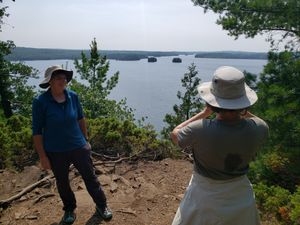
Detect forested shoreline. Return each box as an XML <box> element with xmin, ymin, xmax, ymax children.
<box><xmin>5</xmin><ymin>47</ymin><xmax>267</xmax><ymax>61</ymax></box>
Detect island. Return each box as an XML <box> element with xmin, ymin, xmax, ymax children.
<box><xmin>148</xmin><ymin>57</ymin><xmax>157</xmax><ymax>63</ymax></box>
<box><xmin>172</xmin><ymin>57</ymin><xmax>182</xmax><ymax>63</ymax></box>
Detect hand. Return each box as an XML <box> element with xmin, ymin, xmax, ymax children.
<box><xmin>40</xmin><ymin>156</ymin><xmax>51</xmax><ymax>170</ymax></box>
<box><xmin>85</xmin><ymin>142</ymin><xmax>92</xmax><ymax>150</ymax></box>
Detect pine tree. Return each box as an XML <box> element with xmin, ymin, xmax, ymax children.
<box><xmin>72</xmin><ymin>38</ymin><xmax>134</xmax><ymax>120</ymax></box>
<box><xmin>0</xmin><ymin>1</ymin><xmax>37</xmax><ymax>118</ymax></box>
<box><xmin>161</xmin><ymin>63</ymin><xmax>204</xmax><ymax>138</ymax></box>
<box><xmin>192</xmin><ymin>0</ymin><xmax>300</xmax><ymax>50</ymax></box>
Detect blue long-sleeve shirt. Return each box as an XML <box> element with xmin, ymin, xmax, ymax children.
<box><xmin>32</xmin><ymin>89</ymin><xmax>87</xmax><ymax>152</ymax></box>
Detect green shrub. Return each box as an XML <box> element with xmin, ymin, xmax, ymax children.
<box><xmin>249</xmin><ymin>151</ymin><xmax>296</xmax><ymax>192</ymax></box>
<box><xmin>0</xmin><ymin>114</ymin><xmax>36</xmax><ymax>170</ymax></box>
<box><xmin>0</xmin><ymin>121</ymin><xmax>13</xmax><ymax>168</ymax></box>
<box><xmin>254</xmin><ymin>183</ymin><xmax>291</xmax><ymax>212</ymax></box>
<box><xmin>88</xmin><ymin>117</ymin><xmax>180</xmax><ymax>159</ymax></box>
<box><xmin>254</xmin><ymin>183</ymin><xmax>300</xmax><ymax>225</ymax></box>
<box><xmin>254</xmin><ymin>182</ymin><xmax>291</xmax><ymax>223</ymax></box>
<box><xmin>290</xmin><ymin>186</ymin><xmax>300</xmax><ymax>225</ymax></box>
<box><xmin>0</xmin><ymin>115</ymin><xmax>181</xmax><ymax>170</ymax></box>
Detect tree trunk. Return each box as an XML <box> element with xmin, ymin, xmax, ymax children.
<box><xmin>1</xmin><ymin>98</ymin><xmax>13</xmax><ymax>118</ymax></box>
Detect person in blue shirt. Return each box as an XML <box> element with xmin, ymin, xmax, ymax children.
<box><xmin>32</xmin><ymin>65</ymin><xmax>112</xmax><ymax>224</ymax></box>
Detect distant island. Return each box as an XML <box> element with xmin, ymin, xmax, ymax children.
<box><xmin>5</xmin><ymin>47</ymin><xmax>268</xmax><ymax>61</ymax></box>
<box><xmin>148</xmin><ymin>57</ymin><xmax>157</xmax><ymax>63</ymax></box>
<box><xmin>194</xmin><ymin>51</ymin><xmax>267</xmax><ymax>60</ymax></box>
<box><xmin>172</xmin><ymin>57</ymin><xmax>182</xmax><ymax>63</ymax></box>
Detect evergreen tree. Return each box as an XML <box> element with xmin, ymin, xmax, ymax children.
<box><xmin>257</xmin><ymin>51</ymin><xmax>300</xmax><ymax>151</ymax></box>
<box><xmin>162</xmin><ymin>63</ymin><xmax>204</xmax><ymax>138</ymax></box>
<box><xmin>253</xmin><ymin>51</ymin><xmax>300</xmax><ymax>193</ymax></box>
<box><xmin>72</xmin><ymin>38</ymin><xmax>134</xmax><ymax>120</ymax></box>
<box><xmin>0</xmin><ymin>1</ymin><xmax>37</xmax><ymax>118</ymax></box>
<box><xmin>192</xmin><ymin>0</ymin><xmax>300</xmax><ymax>50</ymax></box>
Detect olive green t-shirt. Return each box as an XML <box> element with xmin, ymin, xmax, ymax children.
<box><xmin>177</xmin><ymin>117</ymin><xmax>269</xmax><ymax>180</ymax></box>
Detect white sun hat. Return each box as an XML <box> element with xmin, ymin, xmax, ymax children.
<box><xmin>197</xmin><ymin>66</ymin><xmax>257</xmax><ymax>109</ymax></box>
<box><xmin>39</xmin><ymin>65</ymin><xmax>73</xmax><ymax>89</ymax></box>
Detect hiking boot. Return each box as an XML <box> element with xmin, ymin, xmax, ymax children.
<box><xmin>61</xmin><ymin>210</ymin><xmax>76</xmax><ymax>224</ymax></box>
<box><xmin>96</xmin><ymin>205</ymin><xmax>113</xmax><ymax>221</ymax></box>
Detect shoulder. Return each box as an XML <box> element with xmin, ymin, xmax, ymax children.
<box><xmin>65</xmin><ymin>89</ymin><xmax>78</xmax><ymax>97</ymax></box>
<box><xmin>247</xmin><ymin>117</ymin><xmax>269</xmax><ymax>139</ymax></box>
<box><xmin>249</xmin><ymin>117</ymin><xmax>269</xmax><ymax>130</ymax></box>
<box><xmin>65</xmin><ymin>89</ymin><xmax>80</xmax><ymax>102</ymax></box>
<box><xmin>33</xmin><ymin>91</ymin><xmax>48</xmax><ymax>104</ymax></box>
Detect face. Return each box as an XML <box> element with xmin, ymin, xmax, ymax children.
<box><xmin>49</xmin><ymin>73</ymin><xmax>67</xmax><ymax>91</ymax></box>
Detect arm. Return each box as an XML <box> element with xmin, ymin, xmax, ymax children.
<box><xmin>75</xmin><ymin>92</ymin><xmax>89</xmax><ymax>142</ymax></box>
<box><xmin>79</xmin><ymin>117</ymin><xmax>92</xmax><ymax>150</ymax></box>
<box><xmin>171</xmin><ymin>106</ymin><xmax>213</xmax><ymax>145</ymax></box>
<box><xmin>78</xmin><ymin>117</ymin><xmax>88</xmax><ymax>141</ymax></box>
<box><xmin>32</xmin><ymin>98</ymin><xmax>51</xmax><ymax>170</ymax></box>
<box><xmin>33</xmin><ymin>135</ymin><xmax>51</xmax><ymax>170</ymax></box>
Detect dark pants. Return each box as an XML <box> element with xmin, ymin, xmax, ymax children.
<box><xmin>47</xmin><ymin>147</ymin><xmax>107</xmax><ymax>211</ymax></box>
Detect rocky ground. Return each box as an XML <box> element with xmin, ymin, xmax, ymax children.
<box><xmin>0</xmin><ymin>158</ymin><xmax>279</xmax><ymax>225</ymax></box>
<box><xmin>0</xmin><ymin>159</ymin><xmax>193</xmax><ymax>225</ymax></box>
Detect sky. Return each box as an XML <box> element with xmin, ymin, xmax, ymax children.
<box><xmin>1</xmin><ymin>0</ymin><xmax>271</xmax><ymax>52</ymax></box>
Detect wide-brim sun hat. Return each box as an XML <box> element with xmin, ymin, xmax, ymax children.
<box><xmin>39</xmin><ymin>65</ymin><xmax>73</xmax><ymax>89</ymax></box>
<box><xmin>197</xmin><ymin>66</ymin><xmax>258</xmax><ymax>109</ymax></box>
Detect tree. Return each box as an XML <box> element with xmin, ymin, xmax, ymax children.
<box><xmin>74</xmin><ymin>38</ymin><xmax>119</xmax><ymax>97</ymax></box>
<box><xmin>72</xmin><ymin>38</ymin><xmax>134</xmax><ymax>120</ymax></box>
<box><xmin>257</xmin><ymin>51</ymin><xmax>300</xmax><ymax>150</ymax></box>
<box><xmin>0</xmin><ymin>1</ymin><xmax>37</xmax><ymax>118</ymax></box>
<box><xmin>161</xmin><ymin>63</ymin><xmax>204</xmax><ymax>138</ymax></box>
<box><xmin>192</xmin><ymin>0</ymin><xmax>300</xmax><ymax>50</ymax></box>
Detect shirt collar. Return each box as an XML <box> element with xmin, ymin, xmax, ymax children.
<box><xmin>46</xmin><ymin>88</ymin><xmax>71</xmax><ymax>102</ymax></box>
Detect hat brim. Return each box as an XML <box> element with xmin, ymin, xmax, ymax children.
<box><xmin>39</xmin><ymin>70</ymin><xmax>73</xmax><ymax>89</ymax></box>
<box><xmin>197</xmin><ymin>82</ymin><xmax>258</xmax><ymax>109</ymax></box>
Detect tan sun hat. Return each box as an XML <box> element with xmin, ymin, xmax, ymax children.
<box><xmin>39</xmin><ymin>65</ymin><xmax>73</xmax><ymax>89</ymax></box>
<box><xmin>197</xmin><ymin>66</ymin><xmax>257</xmax><ymax>109</ymax></box>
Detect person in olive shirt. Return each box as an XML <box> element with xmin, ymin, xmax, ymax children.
<box><xmin>171</xmin><ymin>66</ymin><xmax>268</xmax><ymax>225</ymax></box>
<box><xmin>32</xmin><ymin>65</ymin><xmax>112</xmax><ymax>224</ymax></box>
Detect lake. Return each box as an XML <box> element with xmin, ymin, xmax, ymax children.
<box><xmin>25</xmin><ymin>55</ymin><xmax>267</xmax><ymax>132</ymax></box>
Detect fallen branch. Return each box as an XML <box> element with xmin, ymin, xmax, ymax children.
<box><xmin>115</xmin><ymin>208</ymin><xmax>137</xmax><ymax>216</ymax></box>
<box><xmin>0</xmin><ymin>174</ymin><xmax>54</xmax><ymax>209</ymax></box>
<box><xmin>93</xmin><ymin>149</ymin><xmax>149</xmax><ymax>166</ymax></box>
<box><xmin>33</xmin><ymin>193</ymin><xmax>55</xmax><ymax>204</ymax></box>
<box><xmin>91</xmin><ymin>151</ymin><xmax>122</xmax><ymax>160</ymax></box>
<box><xmin>93</xmin><ymin>156</ymin><xmax>129</xmax><ymax>166</ymax></box>
<box><xmin>181</xmin><ymin>151</ymin><xmax>193</xmax><ymax>163</ymax></box>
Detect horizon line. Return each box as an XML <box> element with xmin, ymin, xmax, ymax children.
<box><xmin>15</xmin><ymin>46</ymin><xmax>268</xmax><ymax>54</ymax></box>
